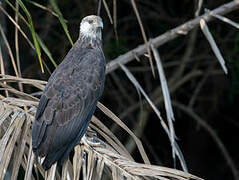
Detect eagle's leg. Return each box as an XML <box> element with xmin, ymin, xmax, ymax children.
<box><xmin>81</xmin><ymin>135</ymin><xmax>103</xmax><ymax>147</ymax></box>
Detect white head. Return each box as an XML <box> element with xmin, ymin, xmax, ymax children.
<box><xmin>80</xmin><ymin>15</ymin><xmax>103</xmax><ymax>40</ymax></box>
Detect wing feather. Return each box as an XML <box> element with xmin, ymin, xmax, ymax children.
<box><xmin>34</xmin><ymin>94</ymin><xmax>49</xmax><ymax>120</ymax></box>
<box><xmin>32</xmin><ymin>47</ymin><xmax>105</xmax><ymax>161</ymax></box>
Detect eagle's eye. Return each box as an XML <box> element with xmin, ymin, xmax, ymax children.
<box><xmin>88</xmin><ymin>20</ymin><xmax>93</xmax><ymax>24</ymax></box>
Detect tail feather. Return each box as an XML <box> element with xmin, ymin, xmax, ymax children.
<box><xmin>42</xmin><ymin>145</ymin><xmax>68</xmax><ymax>170</ymax></box>
<box><xmin>41</xmin><ymin>106</ymin><xmax>96</xmax><ymax>170</ymax></box>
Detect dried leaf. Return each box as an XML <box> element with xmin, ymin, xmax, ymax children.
<box><xmin>200</xmin><ymin>19</ymin><xmax>228</xmax><ymax>74</ymax></box>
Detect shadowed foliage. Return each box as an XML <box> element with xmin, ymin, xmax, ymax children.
<box><xmin>0</xmin><ymin>0</ymin><xmax>239</xmax><ymax>179</ymax></box>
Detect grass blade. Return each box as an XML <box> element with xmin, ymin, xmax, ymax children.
<box><xmin>16</xmin><ymin>0</ymin><xmax>44</xmax><ymax>73</ymax></box>
<box><xmin>50</xmin><ymin>0</ymin><xmax>73</xmax><ymax>46</ymax></box>
<box><xmin>26</xmin><ymin>0</ymin><xmax>63</xmax><ymax>19</ymax></box>
<box><xmin>36</xmin><ymin>34</ymin><xmax>57</xmax><ymax>68</ymax></box>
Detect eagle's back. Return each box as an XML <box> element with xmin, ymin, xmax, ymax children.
<box><xmin>32</xmin><ymin>39</ymin><xmax>105</xmax><ymax>170</ymax></box>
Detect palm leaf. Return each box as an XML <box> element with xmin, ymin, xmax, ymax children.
<box><xmin>49</xmin><ymin>0</ymin><xmax>73</xmax><ymax>46</ymax></box>
<box><xmin>0</xmin><ymin>75</ymin><xmax>203</xmax><ymax>180</ymax></box>
<box><xmin>16</xmin><ymin>0</ymin><xmax>44</xmax><ymax>73</ymax></box>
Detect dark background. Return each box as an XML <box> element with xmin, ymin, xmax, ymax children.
<box><xmin>1</xmin><ymin>0</ymin><xmax>239</xmax><ymax>179</ymax></box>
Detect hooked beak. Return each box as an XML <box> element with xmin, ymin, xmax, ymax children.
<box><xmin>96</xmin><ymin>20</ymin><xmax>103</xmax><ymax>39</ymax></box>
<box><xmin>96</xmin><ymin>20</ymin><xmax>103</xmax><ymax>30</ymax></box>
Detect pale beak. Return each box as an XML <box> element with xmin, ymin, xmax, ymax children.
<box><xmin>97</xmin><ymin>20</ymin><xmax>103</xmax><ymax>30</ymax></box>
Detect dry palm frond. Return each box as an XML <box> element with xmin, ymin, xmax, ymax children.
<box><xmin>199</xmin><ymin>19</ymin><xmax>228</xmax><ymax>74</ymax></box>
<box><xmin>0</xmin><ymin>76</ymin><xmax>203</xmax><ymax>179</ymax></box>
<box><xmin>0</xmin><ymin>74</ymin><xmax>46</xmax><ymax>90</ymax></box>
<box><xmin>97</xmin><ymin>101</ymin><xmax>150</xmax><ymax>164</ymax></box>
<box><xmin>0</xmin><ymin>22</ymin><xmax>19</xmax><ymax>77</ymax></box>
<box><xmin>130</xmin><ymin>0</ymin><xmax>155</xmax><ymax>77</ymax></box>
<box><xmin>151</xmin><ymin>45</ymin><xmax>176</xmax><ymax>165</ymax></box>
<box><xmin>119</xmin><ymin>63</ymin><xmax>188</xmax><ymax>172</ymax></box>
<box><xmin>204</xmin><ymin>8</ymin><xmax>239</xmax><ymax>29</ymax></box>
<box><xmin>195</xmin><ymin>0</ymin><xmax>204</xmax><ymax>17</ymax></box>
<box><xmin>0</xmin><ymin>45</ymin><xmax>8</xmax><ymax>97</ymax></box>
<box><xmin>0</xmin><ymin>82</ymin><xmax>39</xmax><ymax>101</ymax></box>
<box><xmin>102</xmin><ymin>0</ymin><xmax>113</xmax><ymax>24</ymax></box>
<box><xmin>0</xmin><ymin>3</ymin><xmax>34</xmax><ymax>49</ymax></box>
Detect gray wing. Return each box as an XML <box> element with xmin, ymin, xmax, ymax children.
<box><xmin>32</xmin><ymin>47</ymin><xmax>105</xmax><ymax>157</ymax></box>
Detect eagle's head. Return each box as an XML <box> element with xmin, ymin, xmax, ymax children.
<box><xmin>80</xmin><ymin>15</ymin><xmax>103</xmax><ymax>40</ymax></box>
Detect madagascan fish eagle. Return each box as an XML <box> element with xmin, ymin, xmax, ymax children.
<box><xmin>32</xmin><ymin>15</ymin><xmax>105</xmax><ymax>170</ymax></box>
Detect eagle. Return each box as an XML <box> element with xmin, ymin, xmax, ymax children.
<box><xmin>32</xmin><ymin>15</ymin><xmax>105</xmax><ymax>170</ymax></box>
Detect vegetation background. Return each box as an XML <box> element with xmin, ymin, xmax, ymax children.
<box><xmin>0</xmin><ymin>0</ymin><xmax>239</xmax><ymax>179</ymax></box>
